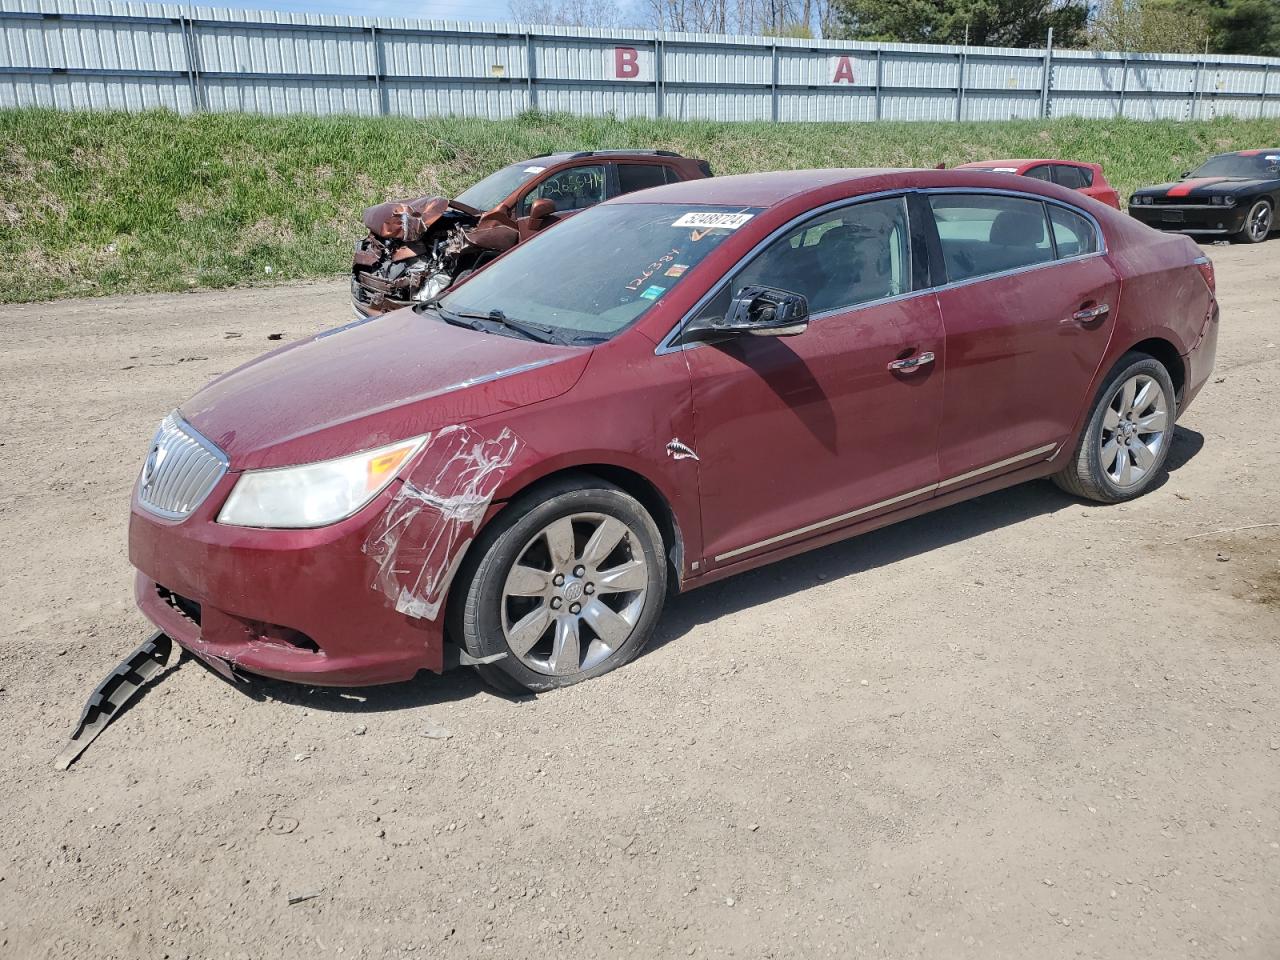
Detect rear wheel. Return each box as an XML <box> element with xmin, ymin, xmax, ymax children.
<box><xmin>1053</xmin><ymin>354</ymin><xmax>1176</xmax><ymax>503</ymax></box>
<box><xmin>451</xmin><ymin>477</ymin><xmax>667</xmax><ymax>693</ymax></box>
<box><xmin>1236</xmin><ymin>199</ymin><xmax>1272</xmax><ymax>244</ymax></box>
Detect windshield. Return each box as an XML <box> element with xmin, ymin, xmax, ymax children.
<box><xmin>437</xmin><ymin>203</ymin><xmax>760</xmax><ymax>342</ymax></box>
<box><xmin>454</xmin><ymin>162</ymin><xmax>544</xmax><ymax>211</ymax></box>
<box><xmin>1188</xmin><ymin>152</ymin><xmax>1280</xmax><ymax>180</ymax></box>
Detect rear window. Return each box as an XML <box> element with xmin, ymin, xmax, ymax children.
<box><xmin>929</xmin><ymin>194</ymin><xmax>1054</xmax><ymax>282</ymax></box>
<box><xmin>1053</xmin><ymin>165</ymin><xmax>1093</xmax><ymax>189</ymax></box>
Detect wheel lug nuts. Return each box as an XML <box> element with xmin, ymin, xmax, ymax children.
<box><xmin>573</xmin><ymin>565</ymin><xmax>585</xmax><ymax>577</ymax></box>
<box><xmin>552</xmin><ymin>574</ymin><xmax>564</xmax><ymax>587</ymax></box>
<box><xmin>584</xmin><ymin>583</ymin><xmax>595</xmax><ymax>595</ymax></box>
<box><xmin>569</xmin><ymin>602</ymin><xmax>581</xmax><ymax>615</ymax></box>
<box><xmin>551</xmin><ymin>597</ymin><xmax>562</xmax><ymax>610</ymax></box>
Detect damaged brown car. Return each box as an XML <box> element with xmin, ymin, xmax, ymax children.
<box><xmin>350</xmin><ymin>150</ymin><xmax>712</xmax><ymax>317</ymax></box>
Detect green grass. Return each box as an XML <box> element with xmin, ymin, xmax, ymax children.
<box><xmin>2</xmin><ymin>108</ymin><xmax>1276</xmax><ymax>303</ymax></box>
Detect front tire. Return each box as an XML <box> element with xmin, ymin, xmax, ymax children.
<box><xmin>1053</xmin><ymin>353</ymin><xmax>1176</xmax><ymax>503</ymax></box>
<box><xmin>1236</xmin><ymin>199</ymin><xmax>1272</xmax><ymax>244</ymax></box>
<box><xmin>450</xmin><ymin>476</ymin><xmax>667</xmax><ymax>693</ymax></box>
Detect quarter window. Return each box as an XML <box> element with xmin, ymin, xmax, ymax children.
<box><xmin>1048</xmin><ymin>205</ymin><xmax>1099</xmax><ymax>257</ymax></box>
<box><xmin>723</xmin><ymin>196</ymin><xmax>912</xmax><ymax>315</ymax></box>
<box><xmin>519</xmin><ymin>165</ymin><xmax>606</xmax><ymax>215</ymax></box>
<box><xmin>616</xmin><ymin>163</ymin><xmax>669</xmax><ymax>195</ymax></box>
<box><xmin>929</xmin><ymin>194</ymin><xmax>1054</xmax><ymax>282</ymax></box>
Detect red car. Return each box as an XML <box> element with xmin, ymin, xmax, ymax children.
<box><xmin>954</xmin><ymin>159</ymin><xmax>1121</xmax><ymax>208</ymax></box>
<box><xmin>130</xmin><ymin>168</ymin><xmax>1217</xmax><ymax>693</ymax></box>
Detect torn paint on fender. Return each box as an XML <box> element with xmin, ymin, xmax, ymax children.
<box><xmin>362</xmin><ymin>425</ymin><xmax>521</xmax><ymax>621</ymax></box>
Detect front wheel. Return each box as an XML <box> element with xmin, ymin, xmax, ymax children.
<box><xmin>450</xmin><ymin>477</ymin><xmax>667</xmax><ymax>693</ymax></box>
<box><xmin>1053</xmin><ymin>354</ymin><xmax>1176</xmax><ymax>503</ymax></box>
<box><xmin>1236</xmin><ymin>199</ymin><xmax>1272</xmax><ymax>244</ymax></box>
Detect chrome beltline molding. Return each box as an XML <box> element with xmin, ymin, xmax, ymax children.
<box><xmin>712</xmin><ymin>441</ymin><xmax>1059</xmax><ymax>563</ymax></box>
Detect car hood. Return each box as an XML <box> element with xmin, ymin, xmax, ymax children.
<box><xmin>1133</xmin><ymin>178</ymin><xmax>1272</xmax><ymax>199</ymax></box>
<box><xmin>180</xmin><ymin>309</ymin><xmax>590</xmax><ymax>470</ymax></box>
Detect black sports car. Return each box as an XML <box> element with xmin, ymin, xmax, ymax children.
<box><xmin>1128</xmin><ymin>149</ymin><xmax>1280</xmax><ymax>243</ymax></box>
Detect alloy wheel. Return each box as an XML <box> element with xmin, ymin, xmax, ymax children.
<box><xmin>500</xmin><ymin>512</ymin><xmax>650</xmax><ymax>676</ymax></box>
<box><xmin>1248</xmin><ymin>201</ymin><xmax>1272</xmax><ymax>242</ymax></box>
<box><xmin>1099</xmin><ymin>373</ymin><xmax>1169</xmax><ymax>489</ymax></box>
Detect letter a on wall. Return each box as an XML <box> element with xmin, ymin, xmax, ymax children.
<box><xmin>832</xmin><ymin>56</ymin><xmax>856</xmax><ymax>84</ymax></box>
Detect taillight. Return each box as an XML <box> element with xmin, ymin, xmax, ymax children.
<box><xmin>1193</xmin><ymin>255</ymin><xmax>1215</xmax><ymax>293</ymax></box>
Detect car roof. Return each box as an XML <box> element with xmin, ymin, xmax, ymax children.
<box><xmin>607</xmin><ymin>168</ymin><xmax>915</xmax><ymax>207</ymax></box>
<box><xmin>956</xmin><ymin>159</ymin><xmax>1088</xmax><ymax>168</ymax></box>
<box><xmin>1223</xmin><ymin>148</ymin><xmax>1280</xmax><ymax>157</ymax></box>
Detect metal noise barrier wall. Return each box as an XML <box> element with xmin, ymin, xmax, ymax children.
<box><xmin>2</xmin><ymin>0</ymin><xmax>1279</xmax><ymax>122</ymax></box>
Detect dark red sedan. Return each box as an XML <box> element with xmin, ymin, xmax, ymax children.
<box><xmin>130</xmin><ymin>168</ymin><xmax>1218</xmax><ymax>692</ymax></box>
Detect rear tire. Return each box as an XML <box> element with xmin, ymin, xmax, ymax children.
<box><xmin>449</xmin><ymin>475</ymin><xmax>667</xmax><ymax>693</ymax></box>
<box><xmin>1053</xmin><ymin>353</ymin><xmax>1176</xmax><ymax>504</ymax></box>
<box><xmin>1236</xmin><ymin>199</ymin><xmax>1272</xmax><ymax>244</ymax></box>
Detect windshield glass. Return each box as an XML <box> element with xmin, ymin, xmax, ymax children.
<box><xmin>437</xmin><ymin>203</ymin><xmax>760</xmax><ymax>342</ymax></box>
<box><xmin>1189</xmin><ymin>152</ymin><xmax>1280</xmax><ymax>180</ymax></box>
<box><xmin>454</xmin><ymin>162</ymin><xmax>544</xmax><ymax>211</ymax></box>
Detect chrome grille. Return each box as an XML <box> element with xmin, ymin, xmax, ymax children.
<box><xmin>137</xmin><ymin>413</ymin><xmax>228</xmax><ymax>520</ymax></box>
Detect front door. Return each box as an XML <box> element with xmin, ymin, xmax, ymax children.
<box><xmin>681</xmin><ymin>195</ymin><xmax>946</xmax><ymax>568</ymax></box>
<box><xmin>927</xmin><ymin>192</ymin><xmax>1120</xmax><ymax>482</ymax></box>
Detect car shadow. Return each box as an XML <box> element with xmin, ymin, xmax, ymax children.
<box><xmin>647</xmin><ymin>425</ymin><xmax>1204</xmax><ymax>656</ymax></box>
<box><xmin>202</xmin><ymin>426</ymin><xmax>1204</xmax><ymax>711</ymax></box>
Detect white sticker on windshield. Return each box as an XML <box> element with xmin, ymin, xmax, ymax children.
<box><xmin>524</xmin><ymin>166</ymin><xmax>546</xmax><ymax>174</ymax></box>
<box><xmin>672</xmin><ymin>212</ymin><xmax>754</xmax><ymax>230</ymax></box>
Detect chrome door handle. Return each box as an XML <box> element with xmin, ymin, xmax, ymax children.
<box><xmin>887</xmin><ymin>351</ymin><xmax>935</xmax><ymax>373</ymax></box>
<box><xmin>1071</xmin><ymin>303</ymin><xmax>1110</xmax><ymax>323</ymax></box>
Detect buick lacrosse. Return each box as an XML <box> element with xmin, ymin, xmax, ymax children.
<box><xmin>130</xmin><ymin>168</ymin><xmax>1218</xmax><ymax>692</ymax></box>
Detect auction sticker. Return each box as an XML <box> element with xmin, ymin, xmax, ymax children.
<box><xmin>640</xmin><ymin>285</ymin><xmax>666</xmax><ymax>300</ymax></box>
<box><xmin>672</xmin><ymin>212</ymin><xmax>754</xmax><ymax>230</ymax></box>
<box><xmin>524</xmin><ymin>166</ymin><xmax>546</xmax><ymax>173</ymax></box>
<box><xmin>664</xmin><ymin>263</ymin><xmax>688</xmax><ymax>277</ymax></box>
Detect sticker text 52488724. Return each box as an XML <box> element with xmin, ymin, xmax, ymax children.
<box><xmin>672</xmin><ymin>212</ymin><xmax>754</xmax><ymax>230</ymax></box>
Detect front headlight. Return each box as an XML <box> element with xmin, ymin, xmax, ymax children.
<box><xmin>1223</xmin><ymin>195</ymin><xmax>1237</xmax><ymax>208</ymax></box>
<box><xmin>217</xmin><ymin>436</ymin><xmax>427</xmax><ymax>529</ymax></box>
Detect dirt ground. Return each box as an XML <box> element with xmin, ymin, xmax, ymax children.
<box><xmin>1</xmin><ymin>244</ymin><xmax>1277</xmax><ymax>960</ymax></box>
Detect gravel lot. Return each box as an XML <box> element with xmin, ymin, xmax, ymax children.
<box><xmin>1</xmin><ymin>244</ymin><xmax>1277</xmax><ymax>960</ymax></box>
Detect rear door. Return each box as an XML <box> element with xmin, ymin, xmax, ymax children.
<box><xmin>681</xmin><ymin>194</ymin><xmax>945</xmax><ymax>567</ymax></box>
<box><xmin>927</xmin><ymin>192</ymin><xmax>1120</xmax><ymax>484</ymax></box>
<box><xmin>611</xmin><ymin>161</ymin><xmax>671</xmax><ymax>198</ymax></box>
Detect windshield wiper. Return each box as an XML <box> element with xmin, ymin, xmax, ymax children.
<box><xmin>442</xmin><ymin>307</ymin><xmax>569</xmax><ymax>345</ymax></box>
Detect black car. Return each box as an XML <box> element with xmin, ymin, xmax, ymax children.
<box><xmin>1128</xmin><ymin>150</ymin><xmax>1280</xmax><ymax>243</ymax></box>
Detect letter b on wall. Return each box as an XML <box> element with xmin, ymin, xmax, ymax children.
<box><xmin>610</xmin><ymin>46</ymin><xmax>650</xmax><ymax>81</ymax></box>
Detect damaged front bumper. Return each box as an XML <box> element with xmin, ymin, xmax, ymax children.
<box><xmin>128</xmin><ymin>425</ymin><xmax>521</xmax><ymax>687</ymax></box>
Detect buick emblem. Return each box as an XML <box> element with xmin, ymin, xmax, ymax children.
<box><xmin>141</xmin><ymin>444</ymin><xmax>165</xmax><ymax>489</ymax></box>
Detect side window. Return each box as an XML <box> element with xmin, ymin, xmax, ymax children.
<box><xmin>1053</xmin><ymin>164</ymin><xmax>1092</xmax><ymax>189</ymax></box>
<box><xmin>1048</xmin><ymin>205</ymin><xmax>1099</xmax><ymax>258</ymax></box>
<box><xmin>616</xmin><ymin>163</ymin><xmax>669</xmax><ymax>195</ymax></box>
<box><xmin>663</xmin><ymin>165</ymin><xmax>683</xmax><ymax>184</ymax></box>
<box><xmin>519</xmin><ymin>165</ymin><xmax>606</xmax><ymax>216</ymax></box>
<box><xmin>703</xmin><ymin>196</ymin><xmax>911</xmax><ymax>318</ymax></box>
<box><xmin>928</xmin><ymin>194</ymin><xmax>1054</xmax><ymax>282</ymax></box>
<box><xmin>1024</xmin><ymin>164</ymin><xmax>1054</xmax><ymax>182</ymax></box>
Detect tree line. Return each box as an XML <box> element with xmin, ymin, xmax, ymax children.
<box><xmin>508</xmin><ymin>0</ymin><xmax>1280</xmax><ymax>56</ymax></box>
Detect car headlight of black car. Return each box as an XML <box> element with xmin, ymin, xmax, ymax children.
<box><xmin>1210</xmin><ymin>195</ymin><xmax>1237</xmax><ymax>208</ymax></box>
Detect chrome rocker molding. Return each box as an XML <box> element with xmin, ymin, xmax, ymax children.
<box><xmin>713</xmin><ymin>442</ymin><xmax>1058</xmax><ymax>563</ymax></box>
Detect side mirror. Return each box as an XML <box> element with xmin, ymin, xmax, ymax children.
<box><xmin>686</xmin><ymin>286</ymin><xmax>809</xmax><ymax>342</ymax></box>
<box><xmin>528</xmin><ymin>197</ymin><xmax>557</xmax><ymax>220</ymax></box>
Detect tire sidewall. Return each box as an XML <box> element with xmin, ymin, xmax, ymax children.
<box><xmin>1239</xmin><ymin>199</ymin><xmax>1272</xmax><ymax>244</ymax></box>
<box><xmin>456</xmin><ymin>484</ymin><xmax>667</xmax><ymax>692</ymax></box>
<box><xmin>1079</xmin><ymin>356</ymin><xmax>1176</xmax><ymax>502</ymax></box>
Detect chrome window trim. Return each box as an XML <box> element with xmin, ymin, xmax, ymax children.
<box><xmin>712</xmin><ymin>442</ymin><xmax>1058</xmax><ymax>564</ymax></box>
<box><xmin>654</xmin><ymin>186</ymin><xmax>1108</xmax><ymax>356</ymax></box>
